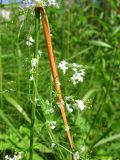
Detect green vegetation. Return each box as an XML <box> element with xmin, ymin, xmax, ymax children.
<box><xmin>0</xmin><ymin>1</ymin><xmax>120</xmax><ymax>160</ymax></box>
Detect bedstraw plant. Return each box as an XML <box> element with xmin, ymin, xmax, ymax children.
<box><xmin>0</xmin><ymin>0</ymin><xmax>120</xmax><ymax>160</ymax></box>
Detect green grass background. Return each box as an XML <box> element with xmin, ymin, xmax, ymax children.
<box><xmin>0</xmin><ymin>1</ymin><xmax>120</xmax><ymax>159</ymax></box>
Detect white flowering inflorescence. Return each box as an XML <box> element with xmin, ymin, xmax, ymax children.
<box><xmin>51</xmin><ymin>142</ymin><xmax>56</xmax><ymax>148</ymax></box>
<box><xmin>29</xmin><ymin>50</ymin><xmax>42</xmax><ymax>81</ymax></box>
<box><xmin>58</xmin><ymin>60</ymin><xmax>68</xmax><ymax>74</ymax></box>
<box><xmin>80</xmin><ymin>145</ymin><xmax>85</xmax><ymax>152</ymax></box>
<box><xmin>65</xmin><ymin>96</ymin><xmax>86</xmax><ymax>112</ymax></box>
<box><xmin>30</xmin><ymin>57</ymin><xmax>38</xmax><ymax>81</ymax></box>
<box><xmin>31</xmin><ymin>58</ymin><xmax>38</xmax><ymax>67</ymax></box>
<box><xmin>26</xmin><ymin>36</ymin><xmax>34</xmax><ymax>46</ymax></box>
<box><xmin>74</xmin><ymin>151</ymin><xmax>80</xmax><ymax>160</ymax></box>
<box><xmin>66</xmin><ymin>103</ymin><xmax>73</xmax><ymax>113</ymax></box>
<box><xmin>34</xmin><ymin>0</ymin><xmax>59</xmax><ymax>8</ymax></box>
<box><xmin>74</xmin><ymin>100</ymin><xmax>86</xmax><ymax>111</ymax></box>
<box><xmin>48</xmin><ymin>121</ymin><xmax>57</xmax><ymax>130</ymax></box>
<box><xmin>58</xmin><ymin>60</ymin><xmax>85</xmax><ymax>85</ymax></box>
<box><xmin>71</xmin><ymin>63</ymin><xmax>85</xmax><ymax>85</ymax></box>
<box><xmin>5</xmin><ymin>152</ymin><xmax>22</xmax><ymax>160</ymax></box>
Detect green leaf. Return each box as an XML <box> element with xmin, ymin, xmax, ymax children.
<box><xmin>4</xmin><ymin>94</ymin><xmax>30</xmax><ymax>123</ymax></box>
<box><xmin>0</xmin><ymin>109</ymin><xmax>22</xmax><ymax>139</ymax></box>
<box><xmin>89</xmin><ymin>40</ymin><xmax>112</xmax><ymax>48</ymax></box>
<box><xmin>94</xmin><ymin>133</ymin><xmax>120</xmax><ymax>148</ymax></box>
<box><xmin>33</xmin><ymin>153</ymin><xmax>44</xmax><ymax>160</ymax></box>
<box><xmin>82</xmin><ymin>89</ymin><xmax>97</xmax><ymax>102</ymax></box>
<box><xmin>69</xmin><ymin>46</ymin><xmax>93</xmax><ymax>60</ymax></box>
<box><xmin>0</xmin><ymin>141</ymin><xmax>11</xmax><ymax>150</ymax></box>
<box><xmin>34</xmin><ymin>143</ymin><xmax>52</xmax><ymax>153</ymax></box>
<box><xmin>24</xmin><ymin>152</ymin><xmax>44</xmax><ymax>160</ymax></box>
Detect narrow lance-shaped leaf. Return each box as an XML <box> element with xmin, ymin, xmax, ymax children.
<box><xmin>0</xmin><ymin>109</ymin><xmax>22</xmax><ymax>139</ymax></box>
<box><xmin>94</xmin><ymin>133</ymin><xmax>120</xmax><ymax>148</ymax></box>
<box><xmin>89</xmin><ymin>40</ymin><xmax>112</xmax><ymax>48</ymax></box>
<box><xmin>4</xmin><ymin>94</ymin><xmax>30</xmax><ymax>123</ymax></box>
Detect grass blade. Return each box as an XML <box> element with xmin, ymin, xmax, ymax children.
<box><xmin>4</xmin><ymin>94</ymin><xmax>30</xmax><ymax>123</ymax></box>
<box><xmin>94</xmin><ymin>133</ymin><xmax>120</xmax><ymax>148</ymax></box>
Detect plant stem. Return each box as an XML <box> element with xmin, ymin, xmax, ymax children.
<box><xmin>29</xmin><ymin>7</ymin><xmax>40</xmax><ymax>160</ymax></box>
<box><xmin>0</xmin><ymin>34</ymin><xmax>3</xmax><ymax>106</ymax></box>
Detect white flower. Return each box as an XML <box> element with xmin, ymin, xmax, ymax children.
<box><xmin>66</xmin><ymin>103</ymin><xmax>73</xmax><ymax>113</ymax></box>
<box><xmin>0</xmin><ymin>9</ymin><xmax>11</xmax><ymax>21</ymax></box>
<box><xmin>80</xmin><ymin>145</ymin><xmax>85</xmax><ymax>152</ymax></box>
<box><xmin>48</xmin><ymin>0</ymin><xmax>59</xmax><ymax>8</ymax></box>
<box><xmin>46</xmin><ymin>108</ymin><xmax>54</xmax><ymax>114</ymax></box>
<box><xmin>35</xmin><ymin>97</ymin><xmax>40</xmax><ymax>107</ymax></box>
<box><xmin>30</xmin><ymin>68</ymin><xmax>34</xmax><ymax>73</ymax></box>
<box><xmin>58</xmin><ymin>60</ymin><xmax>68</xmax><ymax>74</ymax></box>
<box><xmin>65</xmin><ymin>126</ymin><xmax>70</xmax><ymax>131</ymax></box>
<box><xmin>26</xmin><ymin>41</ymin><xmax>32</xmax><ymax>46</ymax></box>
<box><xmin>74</xmin><ymin>100</ymin><xmax>86</xmax><ymax>111</ymax></box>
<box><xmin>5</xmin><ymin>155</ymin><xmax>9</xmax><ymax>160</ymax></box>
<box><xmin>74</xmin><ymin>151</ymin><xmax>80</xmax><ymax>160</ymax></box>
<box><xmin>5</xmin><ymin>152</ymin><xmax>22</xmax><ymax>160</ymax></box>
<box><xmin>70</xmin><ymin>63</ymin><xmax>85</xmax><ymax>85</ymax></box>
<box><xmin>38</xmin><ymin>50</ymin><xmax>42</xmax><ymax>57</ymax></box>
<box><xmin>51</xmin><ymin>142</ymin><xmax>56</xmax><ymax>148</ymax></box>
<box><xmin>31</xmin><ymin>58</ymin><xmax>38</xmax><ymax>67</ymax></box>
<box><xmin>34</xmin><ymin>0</ymin><xmax>59</xmax><ymax>8</ymax></box>
<box><xmin>26</xmin><ymin>36</ymin><xmax>34</xmax><ymax>46</ymax></box>
<box><xmin>56</xmin><ymin>81</ymin><xmax>61</xmax><ymax>86</ymax></box>
<box><xmin>57</xmin><ymin>100</ymin><xmax>64</xmax><ymax>108</ymax></box>
<box><xmin>49</xmin><ymin>121</ymin><xmax>56</xmax><ymax>130</ymax></box>
<box><xmin>71</xmin><ymin>68</ymin><xmax>85</xmax><ymax>85</ymax></box>
<box><xmin>45</xmin><ymin>100</ymin><xmax>50</xmax><ymax>105</ymax></box>
<box><xmin>30</xmin><ymin>75</ymin><xmax>34</xmax><ymax>81</ymax></box>
<box><xmin>29</xmin><ymin>36</ymin><xmax>34</xmax><ymax>43</ymax></box>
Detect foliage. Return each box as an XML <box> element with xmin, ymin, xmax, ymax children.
<box><xmin>0</xmin><ymin>1</ymin><xmax>120</xmax><ymax>159</ymax></box>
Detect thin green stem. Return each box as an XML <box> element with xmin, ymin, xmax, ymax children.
<box><xmin>0</xmin><ymin>34</ymin><xmax>2</xmax><ymax>106</ymax></box>
<box><xmin>29</xmin><ymin>7</ymin><xmax>40</xmax><ymax>160</ymax></box>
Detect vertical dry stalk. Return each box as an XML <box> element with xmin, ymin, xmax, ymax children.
<box><xmin>37</xmin><ymin>6</ymin><xmax>74</xmax><ymax>159</ymax></box>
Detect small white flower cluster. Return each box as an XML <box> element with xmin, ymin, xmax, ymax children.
<box><xmin>74</xmin><ymin>100</ymin><xmax>86</xmax><ymax>111</ymax></box>
<box><xmin>65</xmin><ymin>96</ymin><xmax>86</xmax><ymax>112</ymax></box>
<box><xmin>80</xmin><ymin>145</ymin><xmax>85</xmax><ymax>152</ymax></box>
<box><xmin>47</xmin><ymin>0</ymin><xmax>59</xmax><ymax>8</ymax></box>
<box><xmin>58</xmin><ymin>60</ymin><xmax>85</xmax><ymax>85</ymax></box>
<box><xmin>45</xmin><ymin>100</ymin><xmax>50</xmax><ymax>105</ymax></box>
<box><xmin>51</xmin><ymin>142</ymin><xmax>56</xmax><ymax>148</ymax></box>
<box><xmin>58</xmin><ymin>60</ymin><xmax>68</xmax><ymax>74</ymax></box>
<box><xmin>38</xmin><ymin>50</ymin><xmax>42</xmax><ymax>57</ymax></box>
<box><xmin>31</xmin><ymin>58</ymin><xmax>38</xmax><ymax>68</ymax></box>
<box><xmin>29</xmin><ymin>49</ymin><xmax>42</xmax><ymax>81</ymax></box>
<box><xmin>34</xmin><ymin>0</ymin><xmax>59</xmax><ymax>8</ymax></box>
<box><xmin>65</xmin><ymin>126</ymin><xmax>70</xmax><ymax>131</ymax></box>
<box><xmin>0</xmin><ymin>9</ymin><xmax>11</xmax><ymax>21</ymax></box>
<box><xmin>34</xmin><ymin>97</ymin><xmax>41</xmax><ymax>107</ymax></box>
<box><xmin>45</xmin><ymin>100</ymin><xmax>54</xmax><ymax>114</ymax></box>
<box><xmin>57</xmin><ymin>100</ymin><xmax>64</xmax><ymax>109</ymax></box>
<box><xmin>74</xmin><ymin>151</ymin><xmax>80</xmax><ymax>160</ymax></box>
<box><xmin>71</xmin><ymin>63</ymin><xmax>85</xmax><ymax>85</ymax></box>
<box><xmin>48</xmin><ymin>121</ymin><xmax>56</xmax><ymax>130</ymax></box>
<box><xmin>26</xmin><ymin>36</ymin><xmax>34</xmax><ymax>46</ymax></box>
<box><xmin>46</xmin><ymin>108</ymin><xmax>54</xmax><ymax>114</ymax></box>
<box><xmin>30</xmin><ymin>57</ymin><xmax>38</xmax><ymax>81</ymax></box>
<box><xmin>74</xmin><ymin>146</ymin><xmax>85</xmax><ymax>160</ymax></box>
<box><xmin>66</xmin><ymin>103</ymin><xmax>73</xmax><ymax>113</ymax></box>
<box><xmin>5</xmin><ymin>152</ymin><xmax>22</xmax><ymax>160</ymax></box>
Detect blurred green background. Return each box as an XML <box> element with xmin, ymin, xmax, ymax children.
<box><xmin>0</xmin><ymin>0</ymin><xmax>120</xmax><ymax>160</ymax></box>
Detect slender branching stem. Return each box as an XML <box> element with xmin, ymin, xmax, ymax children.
<box><xmin>29</xmin><ymin>7</ymin><xmax>40</xmax><ymax>160</ymax></box>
